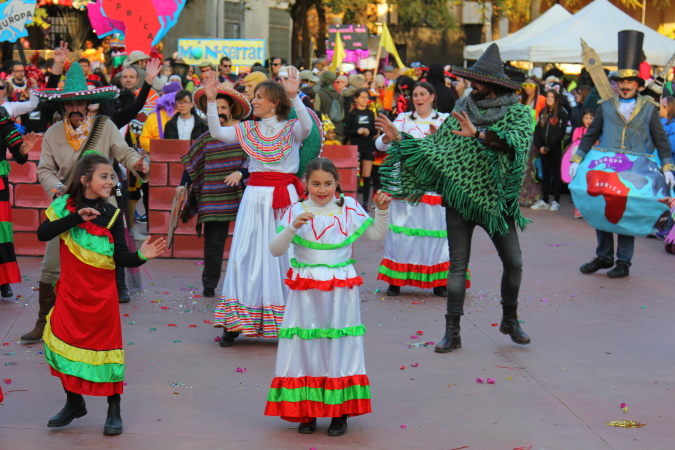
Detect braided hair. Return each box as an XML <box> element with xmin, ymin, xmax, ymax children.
<box><xmin>301</xmin><ymin>157</ymin><xmax>345</xmax><ymax>207</ymax></box>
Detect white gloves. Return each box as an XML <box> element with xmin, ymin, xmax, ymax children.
<box><xmin>664</xmin><ymin>171</ymin><xmax>675</xmax><ymax>189</ymax></box>
<box><xmin>569</xmin><ymin>162</ymin><xmax>579</xmax><ymax>180</ymax></box>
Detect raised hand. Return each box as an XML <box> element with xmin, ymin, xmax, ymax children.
<box><xmin>202</xmin><ymin>71</ymin><xmax>218</xmax><ymax>103</ymax></box>
<box><xmin>375</xmin><ymin>114</ymin><xmax>400</xmax><ymax>144</ymax></box>
<box><xmin>373</xmin><ymin>190</ymin><xmax>391</xmax><ymax>210</ymax></box>
<box><xmin>292</xmin><ymin>212</ymin><xmax>314</xmax><ymax>229</ymax></box>
<box><xmin>52</xmin><ymin>41</ymin><xmax>69</xmax><ymax>75</ymax></box>
<box><xmin>20</xmin><ymin>132</ymin><xmax>42</xmax><ymax>155</ymax></box>
<box><xmin>78</xmin><ymin>207</ymin><xmax>100</xmax><ymax>222</ymax></box>
<box><xmin>139</xmin><ymin>236</ymin><xmax>167</xmax><ymax>259</ymax></box>
<box><xmin>451</xmin><ymin>111</ymin><xmax>478</xmax><ymax>137</ymax></box>
<box><xmin>145</xmin><ymin>58</ymin><xmax>162</xmax><ymax>84</ymax></box>
<box><xmin>278</xmin><ymin>66</ymin><xmax>300</xmax><ymax>99</ymax></box>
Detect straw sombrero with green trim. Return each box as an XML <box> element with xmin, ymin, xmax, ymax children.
<box><xmin>34</xmin><ymin>62</ymin><xmax>118</xmax><ymax>101</ymax></box>
<box><xmin>451</xmin><ymin>43</ymin><xmax>521</xmax><ymax>91</ymax></box>
<box><xmin>193</xmin><ymin>84</ymin><xmax>252</xmax><ymax>120</ymax></box>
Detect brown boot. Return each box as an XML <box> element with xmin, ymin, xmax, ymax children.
<box><xmin>21</xmin><ymin>282</ymin><xmax>56</xmax><ymax>343</ymax></box>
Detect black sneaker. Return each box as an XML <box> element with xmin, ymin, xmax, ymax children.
<box><xmin>203</xmin><ymin>288</ymin><xmax>215</xmax><ymax>297</ymax></box>
<box><xmin>607</xmin><ymin>261</ymin><xmax>630</xmax><ymax>278</ymax></box>
<box><xmin>579</xmin><ymin>257</ymin><xmax>614</xmax><ymax>274</ymax></box>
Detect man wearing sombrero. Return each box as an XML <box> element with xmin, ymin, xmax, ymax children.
<box><xmin>181</xmin><ymin>84</ymin><xmax>251</xmax><ymax>319</ymax></box>
<box><xmin>20</xmin><ymin>63</ymin><xmax>149</xmax><ymax>344</ymax></box>
<box><xmin>378</xmin><ymin>43</ymin><xmax>533</xmax><ymax>353</ymax></box>
<box><xmin>569</xmin><ymin>30</ymin><xmax>675</xmax><ymax>279</ymax></box>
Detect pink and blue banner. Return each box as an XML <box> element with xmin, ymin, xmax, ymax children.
<box><xmin>569</xmin><ymin>148</ymin><xmax>672</xmax><ymax>236</ymax></box>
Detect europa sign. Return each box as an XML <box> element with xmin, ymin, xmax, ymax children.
<box><xmin>177</xmin><ymin>39</ymin><xmax>266</xmax><ymax>67</ymax></box>
<box><xmin>0</xmin><ymin>0</ymin><xmax>37</xmax><ymax>43</ymax></box>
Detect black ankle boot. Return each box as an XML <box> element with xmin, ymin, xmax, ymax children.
<box><xmin>327</xmin><ymin>415</ymin><xmax>348</xmax><ymax>436</ymax></box>
<box><xmin>432</xmin><ymin>285</ymin><xmax>447</xmax><ymax>297</ymax></box>
<box><xmin>103</xmin><ymin>394</ymin><xmax>123</xmax><ymax>435</ymax></box>
<box><xmin>386</xmin><ymin>285</ymin><xmax>400</xmax><ymax>296</ymax></box>
<box><xmin>0</xmin><ymin>284</ymin><xmax>13</xmax><ymax>298</ymax></box>
<box><xmin>435</xmin><ymin>314</ymin><xmax>461</xmax><ymax>353</ymax></box>
<box><xmin>48</xmin><ymin>390</ymin><xmax>87</xmax><ymax>427</ymax></box>
<box><xmin>219</xmin><ymin>329</ymin><xmax>240</xmax><ymax>347</ymax></box>
<box><xmin>500</xmin><ymin>302</ymin><xmax>530</xmax><ymax>345</ymax></box>
<box><xmin>297</xmin><ymin>418</ymin><xmax>316</xmax><ymax>434</ymax></box>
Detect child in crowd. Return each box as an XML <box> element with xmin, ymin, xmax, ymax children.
<box><xmin>567</xmin><ymin>108</ymin><xmax>596</xmax><ymax>218</ymax></box>
<box><xmin>323</xmin><ymin>118</ymin><xmax>342</xmax><ymax>145</ymax></box>
<box><xmin>265</xmin><ymin>157</ymin><xmax>390</xmax><ymax>436</ymax></box>
<box><xmin>37</xmin><ymin>153</ymin><xmax>166</xmax><ymax>436</ymax></box>
<box><xmin>344</xmin><ymin>88</ymin><xmax>378</xmax><ymax>211</ymax></box>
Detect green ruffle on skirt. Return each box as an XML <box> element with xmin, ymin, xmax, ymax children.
<box><xmin>380</xmin><ymin>103</ymin><xmax>532</xmax><ymax>237</ymax></box>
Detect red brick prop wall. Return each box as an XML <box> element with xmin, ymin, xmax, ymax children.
<box><xmin>8</xmin><ymin>138</ymin><xmax>358</xmax><ymax>259</ymax></box>
<box><xmin>321</xmin><ymin>145</ymin><xmax>358</xmax><ymax>200</ymax></box>
<box><xmin>9</xmin><ymin>137</ymin><xmax>51</xmax><ymax>256</ymax></box>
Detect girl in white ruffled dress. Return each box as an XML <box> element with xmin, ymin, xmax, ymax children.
<box><xmin>265</xmin><ymin>157</ymin><xmax>390</xmax><ymax>436</ymax></box>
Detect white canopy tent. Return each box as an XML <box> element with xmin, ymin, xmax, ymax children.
<box><xmin>496</xmin><ymin>0</ymin><xmax>675</xmax><ymax>65</ymax></box>
<box><xmin>463</xmin><ymin>4</ymin><xmax>571</xmax><ymax>61</ymax></box>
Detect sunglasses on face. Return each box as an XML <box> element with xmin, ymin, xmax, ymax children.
<box><xmin>222</xmin><ymin>64</ymin><xmax>231</xmax><ymax>68</ymax></box>
<box><xmin>0</xmin><ymin>86</ymin><xmax>5</xmax><ymax>90</ymax></box>
<box><xmin>522</xmin><ymin>83</ymin><xmax>537</xmax><ymax>89</ymax></box>
<box><xmin>272</xmin><ymin>63</ymin><xmax>281</xmax><ymax>66</ymax></box>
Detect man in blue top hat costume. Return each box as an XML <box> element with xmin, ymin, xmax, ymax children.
<box><xmin>569</xmin><ymin>30</ymin><xmax>675</xmax><ymax>278</ymax></box>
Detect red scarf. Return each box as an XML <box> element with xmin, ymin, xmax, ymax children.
<box><xmin>248</xmin><ymin>172</ymin><xmax>303</xmax><ymax>210</ymax></box>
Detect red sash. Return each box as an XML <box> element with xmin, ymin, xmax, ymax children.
<box><xmin>248</xmin><ymin>172</ymin><xmax>303</xmax><ymax>210</ymax></box>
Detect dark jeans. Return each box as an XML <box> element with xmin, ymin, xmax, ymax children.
<box><xmin>202</xmin><ymin>221</ymin><xmax>230</xmax><ymax>290</ymax></box>
<box><xmin>445</xmin><ymin>207</ymin><xmax>523</xmax><ymax>315</ymax></box>
<box><xmin>540</xmin><ymin>146</ymin><xmax>562</xmax><ymax>203</ymax></box>
<box><xmin>596</xmin><ymin>230</ymin><xmax>634</xmax><ymax>265</ymax></box>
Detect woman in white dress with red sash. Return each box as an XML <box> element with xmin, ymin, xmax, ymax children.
<box><xmin>203</xmin><ymin>68</ymin><xmax>312</xmax><ymax>345</ymax></box>
<box><xmin>375</xmin><ymin>81</ymin><xmax>456</xmax><ymax>297</ymax></box>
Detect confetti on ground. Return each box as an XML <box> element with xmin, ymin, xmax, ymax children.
<box><xmin>123</xmin><ymin>314</ymin><xmax>130</xmax><ymax>317</ymax></box>
<box><xmin>400</xmin><ymin>424</ymin><xmax>406</xmax><ymax>428</ymax></box>
<box><xmin>487</xmin><ymin>378</ymin><xmax>495</xmax><ymax>384</ymax></box>
<box><xmin>150</xmin><ymin>328</ymin><xmax>157</xmax><ymax>331</ymax></box>
<box><xmin>496</xmin><ymin>365</ymin><xmax>523</xmax><ymax>370</ymax></box>
<box><xmin>450</xmin><ymin>447</ymin><xmax>469</xmax><ymax>450</ymax></box>
<box><xmin>173</xmin><ymin>340</ymin><xmax>181</xmax><ymax>343</ymax></box>
<box><xmin>409</xmin><ymin>335</ymin><xmax>419</xmax><ymax>339</ymax></box>
<box><xmin>411</xmin><ymin>363</ymin><xmax>419</xmax><ymax>368</ymax></box>
<box><xmin>168</xmin><ymin>324</ymin><xmax>177</xmax><ymax>327</ymax></box>
<box><xmin>491</xmin><ymin>323</ymin><xmax>498</xmax><ymax>327</ymax></box>
<box><xmin>447</xmin><ymin>384</ymin><xmax>457</xmax><ymax>388</ymax></box>
<box><xmin>236</xmin><ymin>367</ymin><xmax>247</xmax><ymax>373</ymax></box>
<box><xmin>507</xmin><ymin>376</ymin><xmax>513</xmax><ymax>381</ymax></box>
<box><xmin>3</xmin><ymin>379</ymin><xmax>11</xmax><ymax>384</ymax></box>
<box><xmin>400</xmin><ymin>366</ymin><xmax>406</xmax><ymax>370</ymax></box>
<box><xmin>189</xmin><ymin>325</ymin><xmax>197</xmax><ymax>328</ymax></box>
<box><xmin>204</xmin><ymin>320</ymin><xmax>212</xmax><ymax>324</ymax></box>
<box><xmin>416</xmin><ymin>330</ymin><xmax>423</xmax><ymax>335</ymax></box>
<box><xmin>606</xmin><ymin>420</ymin><xmax>645</xmax><ymax>428</ymax></box>
<box><xmin>213</xmin><ymin>337</ymin><xmax>220</xmax><ymax>342</ymax></box>
<box><xmin>476</xmin><ymin>377</ymin><xmax>484</xmax><ymax>383</ymax></box>
<box><xmin>620</xmin><ymin>402</ymin><xmax>628</xmax><ymax>413</ymax></box>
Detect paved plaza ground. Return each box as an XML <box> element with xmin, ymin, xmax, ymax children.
<box><xmin>1</xmin><ymin>196</ymin><xmax>673</xmax><ymax>449</ymax></box>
